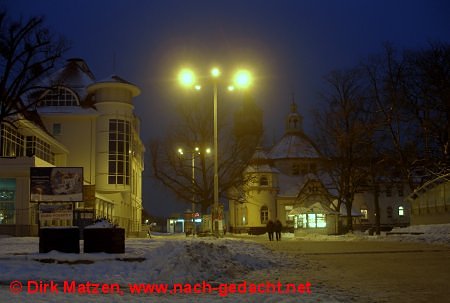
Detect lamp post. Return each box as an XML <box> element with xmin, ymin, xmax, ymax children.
<box><xmin>178</xmin><ymin>147</ymin><xmax>211</xmax><ymax>212</ymax></box>
<box><xmin>178</xmin><ymin>67</ymin><xmax>252</xmax><ymax>237</ymax></box>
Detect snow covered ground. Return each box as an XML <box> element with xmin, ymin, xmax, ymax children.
<box><xmin>0</xmin><ymin>224</ymin><xmax>449</xmax><ymax>303</ymax></box>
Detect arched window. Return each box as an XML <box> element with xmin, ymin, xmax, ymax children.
<box><xmin>260</xmin><ymin>206</ymin><xmax>268</xmax><ymax>224</ymax></box>
<box><xmin>259</xmin><ymin>176</ymin><xmax>268</xmax><ymax>186</ymax></box>
<box><xmin>398</xmin><ymin>206</ymin><xmax>404</xmax><ymax>216</ymax></box>
<box><xmin>39</xmin><ymin>87</ymin><xmax>79</xmax><ymax>107</ymax></box>
<box><xmin>241</xmin><ymin>206</ymin><xmax>248</xmax><ymax>225</ymax></box>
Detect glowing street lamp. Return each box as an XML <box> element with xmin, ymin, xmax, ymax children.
<box><xmin>178</xmin><ymin>66</ymin><xmax>252</xmax><ymax>237</ymax></box>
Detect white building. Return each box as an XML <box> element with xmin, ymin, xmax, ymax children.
<box><xmin>0</xmin><ymin>58</ymin><xmax>144</xmax><ymax>236</ymax></box>
<box><xmin>228</xmin><ymin>102</ymin><xmax>410</xmax><ymax>235</ymax></box>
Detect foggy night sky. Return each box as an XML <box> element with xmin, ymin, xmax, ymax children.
<box><xmin>4</xmin><ymin>0</ymin><xmax>450</xmax><ymax>217</ymax></box>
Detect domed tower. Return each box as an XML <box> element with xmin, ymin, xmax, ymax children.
<box><xmin>269</xmin><ymin>100</ymin><xmax>321</xmax><ymax>176</ymax></box>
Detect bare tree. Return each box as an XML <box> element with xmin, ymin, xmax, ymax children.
<box><xmin>363</xmin><ymin>44</ymin><xmax>420</xmax><ymax>191</ymax></box>
<box><xmin>402</xmin><ymin>42</ymin><xmax>450</xmax><ymax>177</ymax></box>
<box><xmin>315</xmin><ymin>68</ymin><xmax>375</xmax><ymax>232</ymax></box>
<box><xmin>0</xmin><ymin>11</ymin><xmax>67</xmax><ymax>128</ymax></box>
<box><xmin>150</xmin><ymin>92</ymin><xmax>262</xmax><ymax>214</ymax></box>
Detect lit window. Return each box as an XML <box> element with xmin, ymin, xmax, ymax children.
<box><xmin>360</xmin><ymin>208</ymin><xmax>368</xmax><ymax>219</ymax></box>
<box><xmin>316</xmin><ymin>214</ymin><xmax>326</xmax><ymax>228</ymax></box>
<box><xmin>307</xmin><ymin>214</ymin><xmax>316</xmax><ymax>228</ymax></box>
<box><xmin>241</xmin><ymin>206</ymin><xmax>248</xmax><ymax>225</ymax></box>
<box><xmin>398</xmin><ymin>206</ymin><xmax>404</xmax><ymax>216</ymax></box>
<box><xmin>0</xmin><ymin>179</ymin><xmax>16</xmax><ymax>224</ymax></box>
<box><xmin>260</xmin><ymin>206</ymin><xmax>268</xmax><ymax>224</ymax></box>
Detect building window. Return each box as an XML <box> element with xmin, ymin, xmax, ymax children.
<box><xmin>39</xmin><ymin>87</ymin><xmax>79</xmax><ymax>107</ymax></box>
<box><xmin>0</xmin><ymin>179</ymin><xmax>16</xmax><ymax>224</ymax></box>
<box><xmin>108</xmin><ymin>119</ymin><xmax>131</xmax><ymax>185</ymax></box>
<box><xmin>297</xmin><ymin>213</ymin><xmax>326</xmax><ymax>229</ymax></box>
<box><xmin>259</xmin><ymin>176</ymin><xmax>268</xmax><ymax>186</ymax></box>
<box><xmin>285</xmin><ymin>205</ymin><xmax>293</xmax><ymax>222</ymax></box>
<box><xmin>397</xmin><ymin>185</ymin><xmax>404</xmax><ymax>197</ymax></box>
<box><xmin>398</xmin><ymin>206</ymin><xmax>404</xmax><ymax>216</ymax></box>
<box><xmin>387</xmin><ymin>206</ymin><xmax>393</xmax><ymax>218</ymax></box>
<box><xmin>360</xmin><ymin>208</ymin><xmax>368</xmax><ymax>220</ymax></box>
<box><xmin>386</xmin><ymin>186</ymin><xmax>392</xmax><ymax>197</ymax></box>
<box><xmin>240</xmin><ymin>206</ymin><xmax>248</xmax><ymax>225</ymax></box>
<box><xmin>316</xmin><ymin>214</ymin><xmax>326</xmax><ymax>228</ymax></box>
<box><xmin>26</xmin><ymin>136</ymin><xmax>54</xmax><ymax>164</ymax></box>
<box><xmin>260</xmin><ymin>206</ymin><xmax>268</xmax><ymax>224</ymax></box>
<box><xmin>52</xmin><ymin>123</ymin><xmax>61</xmax><ymax>135</ymax></box>
<box><xmin>1</xmin><ymin>123</ymin><xmax>24</xmax><ymax>157</ymax></box>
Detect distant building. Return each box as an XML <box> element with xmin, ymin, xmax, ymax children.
<box><xmin>228</xmin><ymin>101</ymin><xmax>410</xmax><ymax>235</ymax></box>
<box><xmin>0</xmin><ymin>58</ymin><xmax>144</xmax><ymax>236</ymax></box>
<box><xmin>406</xmin><ymin>174</ymin><xmax>450</xmax><ymax>225</ymax></box>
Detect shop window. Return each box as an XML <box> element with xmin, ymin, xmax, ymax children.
<box><xmin>0</xmin><ymin>179</ymin><xmax>16</xmax><ymax>224</ymax></box>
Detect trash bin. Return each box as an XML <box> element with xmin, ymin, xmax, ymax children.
<box><xmin>39</xmin><ymin>227</ymin><xmax>80</xmax><ymax>253</ymax></box>
<box><xmin>84</xmin><ymin>228</ymin><xmax>125</xmax><ymax>253</ymax></box>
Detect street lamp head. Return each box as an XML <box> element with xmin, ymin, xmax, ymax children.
<box><xmin>179</xmin><ymin>69</ymin><xmax>196</xmax><ymax>87</ymax></box>
<box><xmin>178</xmin><ymin>148</ymin><xmax>184</xmax><ymax>155</ymax></box>
<box><xmin>234</xmin><ymin>70</ymin><xmax>252</xmax><ymax>89</ymax></box>
<box><xmin>211</xmin><ymin>67</ymin><xmax>221</xmax><ymax>78</ymax></box>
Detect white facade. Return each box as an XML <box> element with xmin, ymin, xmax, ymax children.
<box><xmin>0</xmin><ymin>59</ymin><xmax>144</xmax><ymax>236</ymax></box>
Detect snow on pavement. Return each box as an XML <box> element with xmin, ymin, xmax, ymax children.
<box><xmin>0</xmin><ymin>235</ymin><xmax>349</xmax><ymax>303</ymax></box>
<box><xmin>0</xmin><ymin>223</ymin><xmax>449</xmax><ymax>302</ymax></box>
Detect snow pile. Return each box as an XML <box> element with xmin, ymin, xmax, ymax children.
<box><xmin>386</xmin><ymin>223</ymin><xmax>450</xmax><ymax>245</ymax></box>
<box><xmin>84</xmin><ymin>220</ymin><xmax>115</xmax><ymax>229</ymax></box>
<box><xmin>0</xmin><ymin>236</ymin><xmax>350</xmax><ymax>303</ymax></box>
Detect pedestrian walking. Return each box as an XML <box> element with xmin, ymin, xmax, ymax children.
<box><xmin>266</xmin><ymin>220</ymin><xmax>274</xmax><ymax>241</ymax></box>
<box><xmin>275</xmin><ymin>219</ymin><xmax>282</xmax><ymax>241</ymax></box>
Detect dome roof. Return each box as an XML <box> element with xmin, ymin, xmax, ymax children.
<box><xmin>269</xmin><ymin>132</ymin><xmax>320</xmax><ymax>159</ymax></box>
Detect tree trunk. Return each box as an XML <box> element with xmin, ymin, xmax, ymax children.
<box><xmin>374</xmin><ymin>183</ymin><xmax>381</xmax><ymax>235</ymax></box>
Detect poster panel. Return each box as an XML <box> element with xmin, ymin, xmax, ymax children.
<box><xmin>39</xmin><ymin>203</ymin><xmax>73</xmax><ymax>221</ymax></box>
<box><xmin>30</xmin><ymin>167</ymin><xmax>83</xmax><ymax>202</ymax></box>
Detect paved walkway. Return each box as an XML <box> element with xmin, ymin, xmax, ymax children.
<box><xmin>256</xmin><ymin>238</ymin><xmax>450</xmax><ymax>303</ymax></box>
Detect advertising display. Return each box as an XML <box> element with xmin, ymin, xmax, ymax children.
<box><xmin>30</xmin><ymin>167</ymin><xmax>83</xmax><ymax>202</ymax></box>
<box><xmin>39</xmin><ymin>203</ymin><xmax>73</xmax><ymax>221</ymax></box>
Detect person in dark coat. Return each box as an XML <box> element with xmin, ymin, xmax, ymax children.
<box><xmin>266</xmin><ymin>220</ymin><xmax>274</xmax><ymax>241</ymax></box>
<box><xmin>274</xmin><ymin>219</ymin><xmax>282</xmax><ymax>241</ymax></box>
